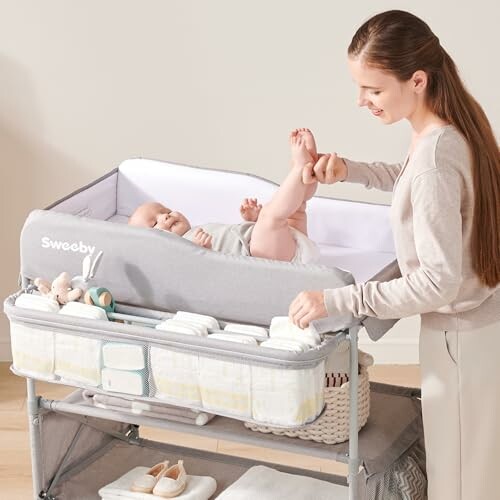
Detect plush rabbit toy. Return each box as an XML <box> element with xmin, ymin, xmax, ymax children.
<box><xmin>34</xmin><ymin>272</ymin><xmax>83</xmax><ymax>305</ymax></box>
<box><xmin>70</xmin><ymin>250</ymin><xmax>104</xmax><ymax>293</ymax></box>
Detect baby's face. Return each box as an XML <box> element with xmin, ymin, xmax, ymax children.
<box><xmin>129</xmin><ymin>202</ymin><xmax>191</xmax><ymax>236</ymax></box>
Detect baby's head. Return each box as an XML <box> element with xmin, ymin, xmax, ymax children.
<box><xmin>128</xmin><ymin>202</ymin><xmax>191</xmax><ymax>236</ymax></box>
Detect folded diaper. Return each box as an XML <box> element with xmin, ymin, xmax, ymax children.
<box><xmin>199</xmin><ymin>354</ymin><xmax>252</xmax><ymax>418</ymax></box>
<box><xmin>98</xmin><ymin>467</ymin><xmax>217</xmax><ymax>500</ymax></box>
<box><xmin>223</xmin><ymin>323</ymin><xmax>268</xmax><ymax>339</ymax></box>
<box><xmin>260</xmin><ymin>338</ymin><xmax>309</xmax><ymax>353</ymax></box>
<box><xmin>55</xmin><ymin>333</ymin><xmax>102</xmax><ymax>386</ymax></box>
<box><xmin>252</xmin><ymin>341</ymin><xmax>324</xmax><ymax>426</ymax></box>
<box><xmin>59</xmin><ymin>302</ymin><xmax>108</xmax><ymax>321</ymax></box>
<box><xmin>14</xmin><ymin>293</ymin><xmax>60</xmax><ymax>313</ymax></box>
<box><xmin>208</xmin><ymin>333</ymin><xmax>258</xmax><ymax>345</ymax></box>
<box><xmin>156</xmin><ymin>319</ymin><xmax>207</xmax><ymax>336</ymax></box>
<box><xmin>174</xmin><ymin>311</ymin><xmax>219</xmax><ymax>330</ymax></box>
<box><xmin>215</xmin><ymin>465</ymin><xmax>345</xmax><ymax>500</ymax></box>
<box><xmin>102</xmin><ymin>343</ymin><xmax>146</xmax><ymax>370</ymax></box>
<box><xmin>101</xmin><ymin>368</ymin><xmax>147</xmax><ymax>396</ymax></box>
<box><xmin>269</xmin><ymin>317</ymin><xmax>321</xmax><ymax>347</ymax></box>
<box><xmin>150</xmin><ymin>347</ymin><xmax>201</xmax><ymax>405</ymax></box>
<box><xmin>10</xmin><ymin>322</ymin><xmax>56</xmax><ymax>380</ymax></box>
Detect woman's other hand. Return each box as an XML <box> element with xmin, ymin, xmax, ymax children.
<box><xmin>289</xmin><ymin>291</ymin><xmax>328</xmax><ymax>329</ymax></box>
<box><xmin>302</xmin><ymin>153</ymin><xmax>347</xmax><ymax>185</ymax></box>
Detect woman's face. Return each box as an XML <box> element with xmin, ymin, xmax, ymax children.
<box><xmin>348</xmin><ymin>57</ymin><xmax>419</xmax><ymax>125</ymax></box>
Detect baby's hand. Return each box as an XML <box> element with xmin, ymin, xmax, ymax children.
<box><xmin>240</xmin><ymin>198</ymin><xmax>262</xmax><ymax>222</ymax></box>
<box><xmin>193</xmin><ymin>228</ymin><xmax>213</xmax><ymax>249</ymax></box>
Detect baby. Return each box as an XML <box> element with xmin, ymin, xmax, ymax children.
<box><xmin>129</xmin><ymin>129</ymin><xmax>320</xmax><ymax>264</ymax></box>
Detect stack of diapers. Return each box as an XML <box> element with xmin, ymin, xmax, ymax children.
<box><xmin>223</xmin><ymin>323</ymin><xmax>268</xmax><ymax>340</ymax></box>
<box><xmin>101</xmin><ymin>343</ymin><xmax>148</xmax><ymax>396</ymax></box>
<box><xmin>98</xmin><ymin>467</ymin><xmax>217</xmax><ymax>500</ymax></box>
<box><xmin>269</xmin><ymin>316</ymin><xmax>321</xmax><ymax>347</ymax></box>
<box><xmin>199</xmin><ymin>334</ymin><xmax>257</xmax><ymax>418</ymax></box>
<box><xmin>253</xmin><ymin>340</ymin><xmax>325</xmax><ymax>426</ymax></box>
<box><xmin>55</xmin><ymin>302</ymin><xmax>107</xmax><ymax>386</ymax></box>
<box><xmin>10</xmin><ymin>293</ymin><xmax>60</xmax><ymax>380</ymax></box>
<box><xmin>151</xmin><ymin>312</ymin><xmax>219</xmax><ymax>406</ymax></box>
<box><xmin>150</xmin><ymin>346</ymin><xmax>201</xmax><ymax>406</ymax></box>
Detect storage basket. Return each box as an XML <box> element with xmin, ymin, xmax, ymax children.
<box><xmin>244</xmin><ymin>365</ymin><xmax>370</xmax><ymax>444</ymax></box>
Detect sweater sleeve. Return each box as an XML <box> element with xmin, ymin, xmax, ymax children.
<box><xmin>343</xmin><ymin>159</ymin><xmax>403</xmax><ymax>192</ymax></box>
<box><xmin>324</xmin><ymin>167</ymin><xmax>463</xmax><ymax>319</ymax></box>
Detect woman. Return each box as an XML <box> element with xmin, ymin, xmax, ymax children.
<box><xmin>289</xmin><ymin>10</ymin><xmax>500</xmax><ymax>500</ymax></box>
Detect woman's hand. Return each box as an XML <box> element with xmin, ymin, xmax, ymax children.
<box><xmin>289</xmin><ymin>291</ymin><xmax>328</xmax><ymax>329</ymax></box>
<box><xmin>302</xmin><ymin>153</ymin><xmax>347</xmax><ymax>185</ymax></box>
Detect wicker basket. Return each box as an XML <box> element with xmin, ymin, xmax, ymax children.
<box><xmin>244</xmin><ymin>366</ymin><xmax>370</xmax><ymax>445</ymax></box>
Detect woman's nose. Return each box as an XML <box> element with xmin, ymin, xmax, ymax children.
<box><xmin>357</xmin><ymin>91</ymin><xmax>369</xmax><ymax>107</ymax></box>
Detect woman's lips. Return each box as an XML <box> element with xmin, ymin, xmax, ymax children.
<box><xmin>371</xmin><ymin>108</ymin><xmax>383</xmax><ymax>116</ymax></box>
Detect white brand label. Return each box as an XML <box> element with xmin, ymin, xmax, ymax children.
<box><xmin>41</xmin><ymin>236</ymin><xmax>95</xmax><ymax>255</ymax></box>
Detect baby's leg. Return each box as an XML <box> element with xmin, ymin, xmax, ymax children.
<box><xmin>250</xmin><ymin>136</ymin><xmax>312</xmax><ymax>262</ymax></box>
<box><xmin>287</xmin><ymin>129</ymin><xmax>318</xmax><ymax>234</ymax></box>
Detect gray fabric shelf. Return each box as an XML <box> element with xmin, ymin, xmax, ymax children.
<box><xmin>42</xmin><ymin>382</ymin><xmax>421</xmax><ymax>476</ymax></box>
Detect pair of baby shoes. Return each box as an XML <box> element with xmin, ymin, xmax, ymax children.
<box><xmin>130</xmin><ymin>460</ymin><xmax>187</xmax><ymax>497</ymax></box>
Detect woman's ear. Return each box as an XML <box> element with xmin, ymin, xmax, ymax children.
<box><xmin>412</xmin><ymin>70</ymin><xmax>428</xmax><ymax>94</ymax></box>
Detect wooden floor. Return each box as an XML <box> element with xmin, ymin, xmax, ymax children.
<box><xmin>0</xmin><ymin>362</ymin><xmax>420</xmax><ymax>499</ymax></box>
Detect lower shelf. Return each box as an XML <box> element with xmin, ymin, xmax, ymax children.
<box><xmin>47</xmin><ymin>432</ymin><xmax>349</xmax><ymax>499</ymax></box>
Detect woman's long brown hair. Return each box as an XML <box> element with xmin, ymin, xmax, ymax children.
<box><xmin>348</xmin><ymin>10</ymin><xmax>500</xmax><ymax>288</ymax></box>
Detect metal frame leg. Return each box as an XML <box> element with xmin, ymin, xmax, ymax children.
<box><xmin>347</xmin><ymin>326</ymin><xmax>360</xmax><ymax>500</ymax></box>
<box><xmin>27</xmin><ymin>378</ymin><xmax>44</xmax><ymax>499</ymax></box>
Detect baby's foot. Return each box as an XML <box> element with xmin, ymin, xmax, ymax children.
<box><xmin>290</xmin><ymin>129</ymin><xmax>318</xmax><ymax>202</ymax></box>
<box><xmin>290</xmin><ymin>128</ymin><xmax>319</xmax><ymax>164</ymax></box>
<box><xmin>240</xmin><ymin>198</ymin><xmax>262</xmax><ymax>222</ymax></box>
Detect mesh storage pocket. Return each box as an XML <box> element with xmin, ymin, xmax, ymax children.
<box><xmin>150</xmin><ymin>346</ymin><xmax>201</xmax><ymax>405</ymax></box>
<box><xmin>10</xmin><ymin>321</ymin><xmax>56</xmax><ymax>380</ymax></box>
<box><xmin>6</xmin><ymin>294</ymin><xmax>338</xmax><ymax>427</ymax></box>
<box><xmin>245</xmin><ymin>366</ymin><xmax>370</xmax><ymax>444</ymax></box>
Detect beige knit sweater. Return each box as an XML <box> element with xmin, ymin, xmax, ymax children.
<box><xmin>324</xmin><ymin>125</ymin><xmax>499</xmax><ymax>331</ymax></box>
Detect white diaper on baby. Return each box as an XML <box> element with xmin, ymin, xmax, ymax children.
<box><xmin>252</xmin><ymin>340</ymin><xmax>324</xmax><ymax>426</ymax></box>
<box><xmin>269</xmin><ymin>317</ymin><xmax>321</xmax><ymax>347</ymax></box>
<box><xmin>290</xmin><ymin>227</ymin><xmax>320</xmax><ymax>265</ymax></box>
<box><xmin>150</xmin><ymin>346</ymin><xmax>201</xmax><ymax>405</ymax></box>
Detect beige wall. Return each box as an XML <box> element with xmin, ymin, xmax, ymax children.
<box><xmin>1</xmin><ymin>1</ymin><xmax>498</xmax><ymax>360</ymax></box>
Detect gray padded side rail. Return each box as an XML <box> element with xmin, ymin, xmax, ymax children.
<box><xmin>20</xmin><ymin>210</ymin><xmax>357</xmax><ymax>326</ymax></box>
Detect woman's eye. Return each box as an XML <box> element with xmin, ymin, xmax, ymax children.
<box><xmin>371</xmin><ymin>91</ymin><xmax>381</xmax><ymax>96</ymax></box>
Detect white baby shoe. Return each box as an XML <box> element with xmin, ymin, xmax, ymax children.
<box><xmin>130</xmin><ymin>461</ymin><xmax>169</xmax><ymax>493</ymax></box>
<box><xmin>152</xmin><ymin>459</ymin><xmax>187</xmax><ymax>498</ymax></box>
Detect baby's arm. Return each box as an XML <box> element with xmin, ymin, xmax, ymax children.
<box><xmin>193</xmin><ymin>228</ymin><xmax>212</xmax><ymax>249</ymax></box>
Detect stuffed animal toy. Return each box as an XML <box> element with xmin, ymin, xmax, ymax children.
<box><xmin>34</xmin><ymin>272</ymin><xmax>83</xmax><ymax>305</ymax></box>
